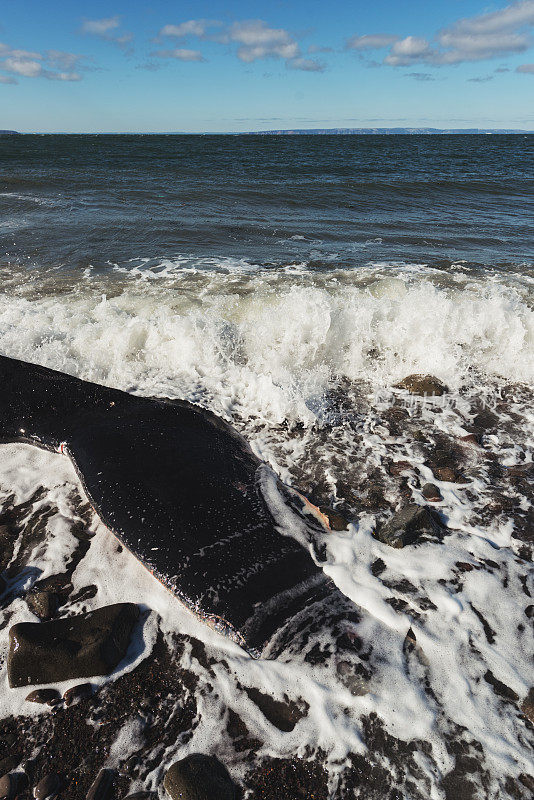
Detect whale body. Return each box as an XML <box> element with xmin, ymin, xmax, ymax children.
<box><xmin>0</xmin><ymin>355</ymin><xmax>341</xmax><ymax>655</ymax></box>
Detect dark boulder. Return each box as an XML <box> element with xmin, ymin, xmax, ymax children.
<box><xmin>374</xmin><ymin>504</ymin><xmax>443</xmax><ymax>548</ymax></box>
<box><xmin>8</xmin><ymin>603</ymin><xmax>139</xmax><ymax>688</ymax></box>
<box><xmin>395</xmin><ymin>374</ymin><xmax>447</xmax><ymax>396</ymax></box>
<box><xmin>0</xmin><ymin>772</ymin><xmax>28</xmax><ymax>800</ymax></box>
<box><xmin>33</xmin><ymin>773</ymin><xmax>62</xmax><ymax>799</ymax></box>
<box><xmin>86</xmin><ymin>768</ymin><xmax>115</xmax><ymax>800</ymax></box>
<box><xmin>163</xmin><ymin>754</ymin><xmax>235</xmax><ymax>800</ymax></box>
<box><xmin>0</xmin><ymin>756</ymin><xmax>21</xmax><ymax>776</ymax></box>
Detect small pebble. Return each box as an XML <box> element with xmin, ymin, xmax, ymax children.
<box><xmin>33</xmin><ymin>772</ymin><xmax>62</xmax><ymax>799</ymax></box>
<box><xmin>63</xmin><ymin>683</ymin><xmax>93</xmax><ymax>706</ymax></box>
<box><xmin>26</xmin><ymin>689</ymin><xmax>61</xmax><ymax>706</ymax></box>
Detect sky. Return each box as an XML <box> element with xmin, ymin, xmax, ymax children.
<box><xmin>1</xmin><ymin>0</ymin><xmax>534</xmax><ymax>132</ymax></box>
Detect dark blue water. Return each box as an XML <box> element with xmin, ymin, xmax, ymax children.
<box><xmin>1</xmin><ymin>134</ymin><xmax>533</xmax><ymax>274</ymax></box>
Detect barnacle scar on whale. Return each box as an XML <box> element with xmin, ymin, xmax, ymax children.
<box><xmin>0</xmin><ymin>354</ymin><xmax>354</xmax><ymax>657</ymax></box>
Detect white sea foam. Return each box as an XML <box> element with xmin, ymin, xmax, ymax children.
<box><xmin>0</xmin><ymin>261</ymin><xmax>532</xmax><ymax>430</ymax></box>
<box><xmin>0</xmin><ymin>260</ymin><xmax>532</xmax><ymax>792</ymax></box>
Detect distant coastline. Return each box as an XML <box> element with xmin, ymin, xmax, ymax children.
<box><xmin>244</xmin><ymin>127</ymin><xmax>533</xmax><ymax>135</ymax></box>
<box><xmin>2</xmin><ymin>127</ymin><xmax>534</xmax><ymax>135</ymax></box>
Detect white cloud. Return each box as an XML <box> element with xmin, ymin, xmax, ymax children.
<box><xmin>346</xmin><ymin>34</ymin><xmax>398</xmax><ymax>50</ymax></box>
<box><xmin>0</xmin><ymin>43</ymin><xmax>84</xmax><ymax>82</ymax></box>
<box><xmin>361</xmin><ymin>1</ymin><xmax>534</xmax><ymax>67</ymax></box>
<box><xmin>517</xmin><ymin>61</ymin><xmax>534</xmax><ymax>70</ymax></box>
<box><xmin>385</xmin><ymin>36</ymin><xmax>433</xmax><ymax>66</ymax></box>
<box><xmin>155</xmin><ymin>17</ymin><xmax>328</xmax><ymax>71</ymax></box>
<box><xmin>287</xmin><ymin>57</ymin><xmax>325</xmax><ymax>72</ymax></box>
<box><xmin>81</xmin><ymin>17</ymin><xmax>120</xmax><ymax>36</ymax></box>
<box><xmin>451</xmin><ymin>0</ymin><xmax>534</xmax><ymax>35</ymax></box>
<box><xmin>46</xmin><ymin>50</ymin><xmax>85</xmax><ymax>71</ymax></box>
<box><xmin>159</xmin><ymin>20</ymin><xmax>218</xmax><ymax>39</ymax></box>
<box><xmin>4</xmin><ymin>57</ymin><xmax>42</xmax><ymax>77</ymax></box>
<box><xmin>151</xmin><ymin>48</ymin><xmax>205</xmax><ymax>62</ymax></box>
<box><xmin>80</xmin><ymin>16</ymin><xmax>133</xmax><ymax>50</ymax></box>
<box><xmin>229</xmin><ymin>20</ymin><xmax>299</xmax><ymax>62</ymax></box>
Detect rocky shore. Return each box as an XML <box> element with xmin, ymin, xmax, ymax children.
<box><xmin>1</xmin><ymin>375</ymin><xmax>533</xmax><ymax>799</ymax></box>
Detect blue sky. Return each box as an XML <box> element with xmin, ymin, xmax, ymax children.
<box><xmin>1</xmin><ymin>0</ymin><xmax>534</xmax><ymax>132</ymax></box>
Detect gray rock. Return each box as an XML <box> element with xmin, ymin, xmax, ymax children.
<box><xmin>26</xmin><ymin>590</ymin><xmax>59</xmax><ymax>620</ymax></box>
<box><xmin>163</xmin><ymin>754</ymin><xmax>235</xmax><ymax>800</ymax></box>
<box><xmin>87</xmin><ymin>768</ymin><xmax>114</xmax><ymax>800</ymax></box>
<box><xmin>8</xmin><ymin>603</ymin><xmax>139</xmax><ymax>688</ymax></box>
<box><xmin>422</xmin><ymin>483</ymin><xmax>442</xmax><ymax>502</ymax></box>
<box><xmin>33</xmin><ymin>773</ymin><xmax>62</xmax><ymax>799</ymax></box>
<box><xmin>375</xmin><ymin>504</ymin><xmax>443</xmax><ymax>548</ymax></box>
<box><xmin>395</xmin><ymin>374</ymin><xmax>447</xmax><ymax>396</ymax></box>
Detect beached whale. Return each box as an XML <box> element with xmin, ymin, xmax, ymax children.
<box><xmin>0</xmin><ymin>355</ymin><xmax>352</xmax><ymax>657</ymax></box>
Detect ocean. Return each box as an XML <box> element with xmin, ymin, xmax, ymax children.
<box><xmin>0</xmin><ymin>134</ymin><xmax>533</xmax><ymax>798</ymax></box>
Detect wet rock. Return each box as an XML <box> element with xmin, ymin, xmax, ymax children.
<box><xmin>456</xmin><ymin>561</ymin><xmax>474</xmax><ymax>572</ymax></box>
<box><xmin>520</xmin><ymin>687</ymin><xmax>534</xmax><ymax>724</ymax></box>
<box><xmin>26</xmin><ymin>590</ymin><xmax>59</xmax><ymax>621</ymax></box>
<box><xmin>8</xmin><ymin>602</ymin><xmax>139</xmax><ymax>688</ymax></box>
<box><xmin>163</xmin><ymin>754</ymin><xmax>235</xmax><ymax>800</ymax></box>
<box><xmin>0</xmin><ymin>755</ymin><xmax>21</xmax><ymax>775</ymax></box>
<box><xmin>422</xmin><ymin>483</ymin><xmax>442</xmax><ymax>502</ymax></box>
<box><xmin>63</xmin><ymin>682</ymin><xmax>93</xmax><ymax>706</ymax></box>
<box><xmin>395</xmin><ymin>374</ymin><xmax>447</xmax><ymax>396</ymax></box>
<box><xmin>0</xmin><ymin>575</ymin><xmax>5</xmax><ymax>595</ymax></box>
<box><xmin>387</xmin><ymin>460</ymin><xmax>412</xmax><ymax>477</ymax></box>
<box><xmin>432</xmin><ymin>465</ymin><xmax>462</xmax><ymax>483</ymax></box>
<box><xmin>336</xmin><ymin>660</ymin><xmax>371</xmax><ymax>696</ymax></box>
<box><xmin>244</xmin><ymin>687</ymin><xmax>307</xmax><ymax>732</ymax></box>
<box><xmin>318</xmin><ymin>506</ymin><xmax>348</xmax><ymax>531</ymax></box>
<box><xmin>0</xmin><ymin>772</ymin><xmax>28</xmax><ymax>800</ymax></box>
<box><xmin>472</xmin><ymin>407</ymin><xmax>499</xmax><ymax>431</ymax></box>
<box><xmin>370</xmin><ymin>558</ymin><xmax>386</xmax><ymax>577</ymax></box>
<box><xmin>483</xmin><ymin>670</ymin><xmax>519</xmax><ymax>703</ymax></box>
<box><xmin>25</xmin><ymin>689</ymin><xmax>61</xmax><ymax>706</ymax></box>
<box><xmin>375</xmin><ymin>504</ymin><xmax>443</xmax><ymax>548</ymax></box>
<box><xmin>460</xmin><ymin>433</ymin><xmax>481</xmax><ymax>446</ymax></box>
<box><xmin>86</xmin><ymin>768</ymin><xmax>115</xmax><ymax>800</ymax></box>
<box><xmin>33</xmin><ymin>773</ymin><xmax>62</xmax><ymax>799</ymax></box>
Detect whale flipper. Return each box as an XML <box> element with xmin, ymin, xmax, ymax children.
<box><xmin>0</xmin><ymin>355</ymin><xmax>336</xmax><ymax>654</ymax></box>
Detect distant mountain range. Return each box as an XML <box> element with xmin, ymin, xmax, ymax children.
<box><xmin>0</xmin><ymin>130</ymin><xmax>20</xmax><ymax>135</ymax></box>
<box><xmin>245</xmin><ymin>127</ymin><xmax>533</xmax><ymax>135</ymax></box>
